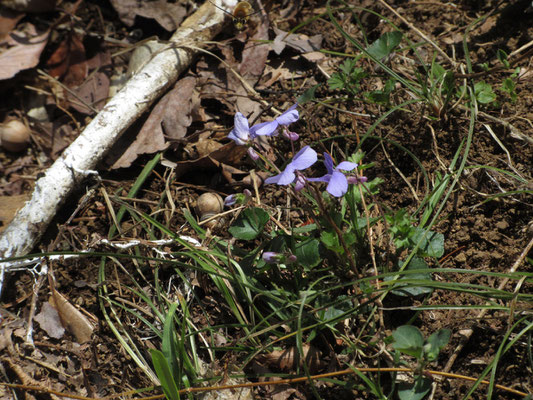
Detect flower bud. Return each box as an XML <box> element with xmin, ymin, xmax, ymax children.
<box><xmin>247</xmin><ymin>147</ymin><xmax>259</xmax><ymax>160</ymax></box>
<box><xmin>282</xmin><ymin>129</ymin><xmax>299</xmax><ymax>141</ymax></box>
<box><xmin>286</xmin><ymin>254</ymin><xmax>297</xmax><ymax>264</ymax></box>
<box><xmin>262</xmin><ymin>252</ymin><xmax>282</xmax><ymax>264</ymax></box>
<box><xmin>224</xmin><ymin>194</ymin><xmax>237</xmax><ymax>207</ymax></box>
<box><xmin>294</xmin><ymin>175</ymin><xmax>307</xmax><ymax>191</ymax></box>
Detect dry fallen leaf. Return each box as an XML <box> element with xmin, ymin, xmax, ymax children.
<box><xmin>46</xmin><ymin>32</ymin><xmax>87</xmax><ymax>86</ymax></box>
<box><xmin>0</xmin><ymin>25</ymin><xmax>49</xmax><ymax>80</ymax></box>
<box><xmin>171</xmin><ymin>141</ymin><xmax>248</xmax><ymax>181</ymax></box>
<box><xmin>0</xmin><ymin>7</ymin><xmax>24</xmax><ymax>42</ymax></box>
<box><xmin>34</xmin><ymin>301</ymin><xmax>65</xmax><ymax>339</ymax></box>
<box><xmin>0</xmin><ymin>194</ymin><xmax>30</xmax><ymax>232</ymax></box>
<box><xmin>259</xmin><ymin>344</ymin><xmax>325</xmax><ymax>373</ymax></box>
<box><xmin>271</xmin><ymin>28</ymin><xmax>323</xmax><ymax>55</ymax></box>
<box><xmin>109</xmin><ymin>0</ymin><xmax>187</xmax><ymax>30</ymax></box>
<box><xmin>1</xmin><ymin>0</ymin><xmax>57</xmax><ymax>12</ymax></box>
<box><xmin>48</xmin><ymin>274</ymin><xmax>95</xmax><ymax>343</ymax></box>
<box><xmin>50</xmin><ymin>50</ymin><xmax>112</xmax><ymax>115</ymax></box>
<box><xmin>109</xmin><ymin>76</ymin><xmax>198</xmax><ymax>169</ymax></box>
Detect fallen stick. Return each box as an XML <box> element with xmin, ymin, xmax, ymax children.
<box><xmin>0</xmin><ymin>1</ymin><xmax>228</xmax><ymax>292</ymax></box>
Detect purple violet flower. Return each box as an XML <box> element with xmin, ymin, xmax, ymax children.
<box><xmin>282</xmin><ymin>130</ymin><xmax>299</xmax><ymax>141</ymax></box>
<box><xmin>224</xmin><ymin>194</ymin><xmax>237</xmax><ymax>207</ymax></box>
<box><xmin>224</xmin><ymin>190</ymin><xmax>252</xmax><ymax>207</ymax></box>
<box><xmin>262</xmin><ymin>252</ymin><xmax>282</xmax><ymax>264</ymax></box>
<box><xmin>307</xmin><ymin>153</ymin><xmax>358</xmax><ymax>197</ymax></box>
<box><xmin>250</xmin><ymin>104</ymin><xmax>299</xmax><ymax>137</ymax></box>
<box><xmin>264</xmin><ymin>146</ymin><xmax>317</xmax><ymax>188</ymax></box>
<box><xmin>228</xmin><ymin>112</ymin><xmax>252</xmax><ymax>145</ymax></box>
<box><xmin>262</xmin><ymin>251</ymin><xmax>297</xmax><ymax>264</ymax></box>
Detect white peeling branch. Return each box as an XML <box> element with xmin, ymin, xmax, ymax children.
<box><xmin>0</xmin><ymin>1</ymin><xmax>228</xmax><ymax>286</ymax></box>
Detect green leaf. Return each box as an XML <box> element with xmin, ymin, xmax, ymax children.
<box><xmin>430</xmin><ymin>62</ymin><xmax>446</xmax><ymax>81</ymax></box>
<box><xmin>228</xmin><ymin>207</ymin><xmax>269</xmax><ymax>240</ymax></box>
<box><xmin>424</xmin><ymin>329</ymin><xmax>451</xmax><ymax>361</ymax></box>
<box><xmin>328</xmin><ymin>73</ymin><xmax>345</xmax><ymax>90</ymax></box>
<box><xmin>474</xmin><ymin>81</ymin><xmax>496</xmax><ymax>104</ymax></box>
<box><xmin>398</xmin><ymin>376</ymin><xmax>432</xmax><ymax>400</ymax></box>
<box><xmin>366</xmin><ymin>79</ymin><xmax>395</xmax><ymax>105</ymax></box>
<box><xmin>366</xmin><ymin>31</ymin><xmax>403</xmax><ymax>60</ymax></box>
<box><xmin>323</xmin><ymin>296</ymin><xmax>352</xmax><ymax>321</ymax></box>
<box><xmin>162</xmin><ymin>303</ymin><xmax>180</xmax><ymax>383</ymax></box>
<box><xmin>497</xmin><ymin>49</ymin><xmax>510</xmax><ymax>68</ymax></box>
<box><xmin>297</xmin><ymin>84</ymin><xmax>320</xmax><ymax>104</ymax></box>
<box><xmin>320</xmin><ymin>230</ymin><xmax>342</xmax><ymax>253</ymax></box>
<box><xmin>412</xmin><ymin>228</ymin><xmax>444</xmax><ymax>258</ymax></box>
<box><xmin>392</xmin><ymin>325</ymin><xmax>424</xmax><ymax>359</ymax></box>
<box><xmin>150</xmin><ymin>349</ymin><xmax>181</xmax><ymax>400</ymax></box>
<box><xmin>294</xmin><ymin>238</ymin><xmax>321</xmax><ymax>270</ymax></box>
<box><xmin>340</xmin><ymin>58</ymin><xmax>356</xmax><ymax>75</ymax></box>
<box><xmin>501</xmin><ymin>77</ymin><xmax>517</xmax><ymax>103</ymax></box>
<box><xmin>386</xmin><ymin>257</ymin><xmax>434</xmax><ymax>297</ymax></box>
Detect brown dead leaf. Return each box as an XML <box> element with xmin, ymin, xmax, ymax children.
<box><xmin>109</xmin><ymin>0</ymin><xmax>187</xmax><ymax>31</ymax></box>
<box><xmin>1</xmin><ymin>0</ymin><xmax>57</xmax><ymax>12</ymax></box>
<box><xmin>0</xmin><ymin>25</ymin><xmax>49</xmax><ymax>80</ymax></box>
<box><xmin>34</xmin><ymin>301</ymin><xmax>65</xmax><ymax>339</ymax></box>
<box><xmin>110</xmin><ymin>76</ymin><xmax>198</xmax><ymax>169</ymax></box>
<box><xmin>0</xmin><ymin>7</ymin><xmax>24</xmax><ymax>42</ymax></box>
<box><xmin>302</xmin><ymin>51</ymin><xmax>326</xmax><ymax>63</ymax></box>
<box><xmin>217</xmin><ymin>17</ymin><xmax>269</xmax><ymax>121</ymax></box>
<box><xmin>259</xmin><ymin>344</ymin><xmax>324</xmax><ymax>373</ymax></box>
<box><xmin>48</xmin><ymin>274</ymin><xmax>95</xmax><ymax>343</ymax></box>
<box><xmin>183</xmin><ymin>136</ymin><xmax>223</xmax><ymax>159</ymax></box>
<box><xmin>0</xmin><ymin>194</ymin><xmax>30</xmax><ymax>232</ymax></box>
<box><xmin>66</xmin><ymin>70</ymin><xmax>110</xmax><ymax>114</ymax></box>
<box><xmin>162</xmin><ymin>139</ymin><xmax>251</xmax><ymax>182</ymax></box>
<box><xmin>271</xmin><ymin>28</ymin><xmax>322</xmax><ymax>55</ymax></box>
<box><xmin>64</xmin><ymin>50</ymin><xmax>111</xmax><ymax>114</ymax></box>
<box><xmin>239</xmin><ymin>23</ymin><xmax>270</xmax><ymax>81</ymax></box>
<box><xmin>171</xmin><ymin>141</ymin><xmax>248</xmax><ymax>180</ymax></box>
<box><xmin>46</xmin><ymin>32</ymin><xmax>87</xmax><ymax>86</ymax></box>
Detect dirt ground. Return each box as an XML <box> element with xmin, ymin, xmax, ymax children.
<box><xmin>1</xmin><ymin>0</ymin><xmax>532</xmax><ymax>399</ymax></box>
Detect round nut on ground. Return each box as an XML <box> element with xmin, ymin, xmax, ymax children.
<box><xmin>1</xmin><ymin>120</ymin><xmax>31</xmax><ymax>152</ymax></box>
<box><xmin>196</xmin><ymin>192</ymin><xmax>224</xmax><ymax>222</ymax></box>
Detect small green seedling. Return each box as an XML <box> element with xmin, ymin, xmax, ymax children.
<box><xmin>391</xmin><ymin>325</ymin><xmax>451</xmax><ymax>400</ymax></box>
<box><xmin>328</xmin><ymin>58</ymin><xmax>367</xmax><ymax>96</ymax></box>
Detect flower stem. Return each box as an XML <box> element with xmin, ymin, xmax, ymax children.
<box><xmin>310</xmin><ymin>184</ymin><xmax>359</xmax><ymax>278</ymax></box>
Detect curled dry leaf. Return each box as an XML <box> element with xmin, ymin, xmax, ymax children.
<box><xmin>271</xmin><ymin>27</ymin><xmax>323</xmax><ymax>55</ymax></box>
<box><xmin>0</xmin><ymin>7</ymin><xmax>24</xmax><ymax>41</ymax></box>
<box><xmin>260</xmin><ymin>344</ymin><xmax>325</xmax><ymax>373</ymax></box>
<box><xmin>175</xmin><ymin>142</ymin><xmax>248</xmax><ymax>180</ymax></box>
<box><xmin>0</xmin><ymin>26</ymin><xmax>49</xmax><ymax>80</ymax></box>
<box><xmin>48</xmin><ymin>274</ymin><xmax>95</xmax><ymax>343</ymax></box>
